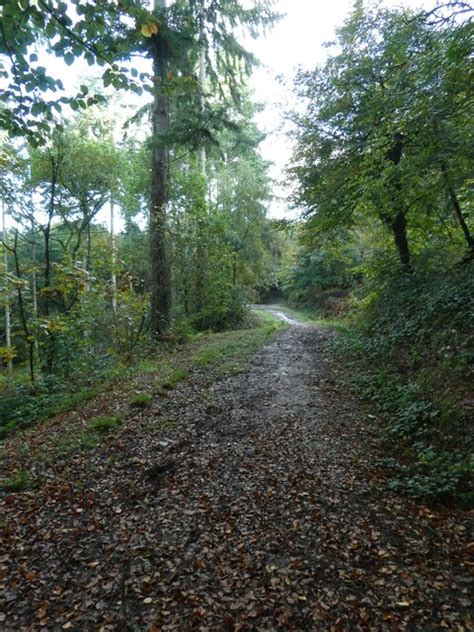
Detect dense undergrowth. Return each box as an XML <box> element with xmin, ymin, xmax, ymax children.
<box><xmin>292</xmin><ymin>264</ymin><xmax>474</xmax><ymax>508</ymax></box>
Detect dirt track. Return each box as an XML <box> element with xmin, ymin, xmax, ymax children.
<box><xmin>1</xmin><ymin>310</ymin><xmax>472</xmax><ymax>630</ymax></box>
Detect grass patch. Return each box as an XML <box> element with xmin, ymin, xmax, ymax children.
<box><xmin>0</xmin><ymin>383</ymin><xmax>104</xmax><ymax>440</ymax></box>
<box><xmin>77</xmin><ymin>431</ymin><xmax>100</xmax><ymax>450</ymax></box>
<box><xmin>159</xmin><ymin>368</ymin><xmax>189</xmax><ymax>390</ymax></box>
<box><xmin>87</xmin><ymin>416</ymin><xmax>122</xmax><ymax>433</ymax></box>
<box><xmin>194</xmin><ymin>348</ymin><xmax>217</xmax><ymax>367</ymax></box>
<box><xmin>1</xmin><ymin>470</ymin><xmax>31</xmax><ymax>493</ymax></box>
<box><xmin>130</xmin><ymin>393</ymin><xmax>152</xmax><ymax>408</ymax></box>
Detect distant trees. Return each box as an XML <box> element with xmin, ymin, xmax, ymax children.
<box><xmin>1</xmin><ymin>0</ymin><xmax>278</xmax><ymax>337</ymax></box>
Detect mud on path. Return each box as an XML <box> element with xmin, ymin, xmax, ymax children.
<box><xmin>1</xmin><ymin>309</ymin><xmax>472</xmax><ymax>630</ymax></box>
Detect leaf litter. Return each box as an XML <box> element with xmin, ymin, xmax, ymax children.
<box><xmin>0</xmin><ymin>318</ymin><xmax>472</xmax><ymax>630</ymax></box>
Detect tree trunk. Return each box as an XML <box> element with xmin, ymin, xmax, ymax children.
<box><xmin>193</xmin><ymin>13</ymin><xmax>208</xmax><ymax>326</ymax></box>
<box><xmin>440</xmin><ymin>162</ymin><xmax>474</xmax><ymax>250</ymax></box>
<box><xmin>198</xmin><ymin>13</ymin><xmax>207</xmax><ymax>176</ymax></box>
<box><xmin>12</xmin><ymin>230</ymin><xmax>35</xmax><ymax>383</ymax></box>
<box><xmin>149</xmin><ymin>0</ymin><xmax>171</xmax><ymax>338</ymax></box>
<box><xmin>391</xmin><ymin>210</ymin><xmax>411</xmax><ymax>270</ymax></box>
<box><xmin>386</xmin><ymin>134</ymin><xmax>411</xmax><ymax>270</ymax></box>
<box><xmin>110</xmin><ymin>194</ymin><xmax>117</xmax><ymax>313</ymax></box>
<box><xmin>31</xmin><ymin>220</ymin><xmax>40</xmax><ymax>360</ymax></box>
<box><xmin>2</xmin><ymin>201</ymin><xmax>13</xmax><ymax>373</ymax></box>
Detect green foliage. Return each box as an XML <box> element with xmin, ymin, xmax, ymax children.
<box><xmin>284</xmin><ymin>2</ymin><xmax>473</xmax><ymax>507</ymax></box>
<box><xmin>361</xmin><ymin>265</ymin><xmax>474</xmax><ymax>376</ymax></box>
<box><xmin>160</xmin><ymin>368</ymin><xmax>189</xmax><ymax>390</ymax></box>
<box><xmin>347</xmin><ymin>359</ymin><xmax>473</xmax><ymax>507</ymax></box>
<box><xmin>87</xmin><ymin>416</ymin><xmax>122</xmax><ymax>433</ymax></box>
<box><xmin>170</xmin><ymin>108</ymin><xmax>275</xmax><ymax>332</ymax></box>
<box><xmin>1</xmin><ymin>470</ymin><xmax>31</xmax><ymax>493</ymax></box>
<box><xmin>0</xmin><ymin>377</ymin><xmax>104</xmax><ymax>438</ymax></box>
<box><xmin>286</xmin><ymin>232</ymin><xmax>360</xmax><ymax>310</ymax></box>
<box><xmin>387</xmin><ymin>453</ymin><xmax>473</xmax><ymax>509</ymax></box>
<box><xmin>0</xmin><ymin>0</ymin><xmax>145</xmax><ymax>140</ymax></box>
<box><xmin>331</xmin><ymin>264</ymin><xmax>473</xmax><ymax>506</ymax></box>
<box><xmin>130</xmin><ymin>393</ymin><xmax>152</xmax><ymax>408</ymax></box>
<box><xmin>290</xmin><ymin>3</ymin><xmax>473</xmax><ymax>271</ymax></box>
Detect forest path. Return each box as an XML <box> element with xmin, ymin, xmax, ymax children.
<box><xmin>253</xmin><ymin>303</ymin><xmax>309</xmax><ymax>327</ymax></box>
<box><xmin>2</xmin><ymin>312</ymin><xmax>471</xmax><ymax>630</ymax></box>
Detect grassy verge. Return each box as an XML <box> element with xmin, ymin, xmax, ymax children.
<box><xmin>0</xmin><ymin>310</ymin><xmax>285</xmax><ymax>447</ymax></box>
<box><xmin>0</xmin><ymin>311</ymin><xmax>286</xmax><ymax>490</ymax></box>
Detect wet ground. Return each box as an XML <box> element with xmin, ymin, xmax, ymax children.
<box><xmin>1</xmin><ymin>309</ymin><xmax>472</xmax><ymax>630</ymax></box>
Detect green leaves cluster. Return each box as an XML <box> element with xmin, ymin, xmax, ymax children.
<box><xmin>290</xmin><ymin>2</ymin><xmax>473</xmax><ymax>272</ymax></box>
<box><xmin>0</xmin><ymin>0</ymin><xmax>152</xmax><ymax>140</ymax></box>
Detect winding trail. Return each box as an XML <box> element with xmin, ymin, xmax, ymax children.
<box><xmin>1</xmin><ymin>310</ymin><xmax>472</xmax><ymax>630</ymax></box>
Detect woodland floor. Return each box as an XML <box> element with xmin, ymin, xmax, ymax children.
<box><xmin>1</xmin><ymin>307</ymin><xmax>472</xmax><ymax>631</ymax></box>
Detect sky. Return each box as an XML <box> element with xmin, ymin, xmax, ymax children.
<box><xmin>244</xmin><ymin>0</ymin><xmax>434</xmax><ymax>218</ymax></box>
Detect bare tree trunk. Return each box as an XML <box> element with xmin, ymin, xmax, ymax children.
<box><xmin>12</xmin><ymin>230</ymin><xmax>35</xmax><ymax>383</ymax></box>
<box><xmin>2</xmin><ymin>200</ymin><xmax>12</xmax><ymax>373</ymax></box>
<box><xmin>440</xmin><ymin>162</ymin><xmax>474</xmax><ymax>250</ymax></box>
<box><xmin>30</xmin><ymin>219</ymin><xmax>40</xmax><ymax>359</ymax></box>
<box><xmin>198</xmin><ymin>14</ymin><xmax>207</xmax><ymax>176</ymax></box>
<box><xmin>110</xmin><ymin>195</ymin><xmax>117</xmax><ymax>313</ymax></box>
<box><xmin>149</xmin><ymin>0</ymin><xmax>171</xmax><ymax>338</ymax></box>
<box><xmin>194</xmin><ymin>16</ymin><xmax>207</xmax><ymax>326</ymax></box>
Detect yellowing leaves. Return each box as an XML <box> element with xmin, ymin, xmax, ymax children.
<box><xmin>141</xmin><ymin>22</ymin><xmax>159</xmax><ymax>38</ymax></box>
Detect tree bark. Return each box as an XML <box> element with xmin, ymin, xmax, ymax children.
<box><xmin>110</xmin><ymin>194</ymin><xmax>117</xmax><ymax>313</ymax></box>
<box><xmin>149</xmin><ymin>0</ymin><xmax>172</xmax><ymax>338</ymax></box>
<box><xmin>386</xmin><ymin>134</ymin><xmax>411</xmax><ymax>270</ymax></box>
<box><xmin>198</xmin><ymin>12</ymin><xmax>207</xmax><ymax>176</ymax></box>
<box><xmin>12</xmin><ymin>230</ymin><xmax>35</xmax><ymax>383</ymax></box>
<box><xmin>391</xmin><ymin>210</ymin><xmax>411</xmax><ymax>269</ymax></box>
<box><xmin>440</xmin><ymin>162</ymin><xmax>474</xmax><ymax>250</ymax></box>
<box><xmin>1</xmin><ymin>200</ymin><xmax>13</xmax><ymax>373</ymax></box>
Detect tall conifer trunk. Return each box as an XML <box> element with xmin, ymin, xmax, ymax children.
<box><xmin>2</xmin><ymin>201</ymin><xmax>12</xmax><ymax>373</ymax></box>
<box><xmin>150</xmin><ymin>0</ymin><xmax>171</xmax><ymax>338</ymax></box>
<box><xmin>194</xmin><ymin>12</ymin><xmax>207</xmax><ymax>327</ymax></box>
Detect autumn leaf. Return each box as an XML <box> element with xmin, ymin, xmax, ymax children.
<box><xmin>141</xmin><ymin>22</ymin><xmax>159</xmax><ymax>37</ymax></box>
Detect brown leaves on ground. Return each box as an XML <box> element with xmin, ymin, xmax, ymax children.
<box><xmin>0</xmin><ymin>323</ymin><xmax>472</xmax><ymax>630</ymax></box>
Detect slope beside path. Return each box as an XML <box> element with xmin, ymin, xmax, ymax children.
<box><xmin>1</xmin><ymin>311</ymin><xmax>472</xmax><ymax>630</ymax></box>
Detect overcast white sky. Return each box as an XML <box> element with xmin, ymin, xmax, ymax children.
<box><xmin>245</xmin><ymin>0</ymin><xmax>435</xmax><ymax>217</ymax></box>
